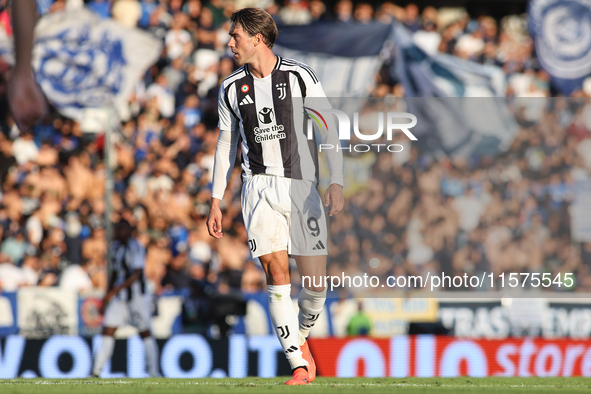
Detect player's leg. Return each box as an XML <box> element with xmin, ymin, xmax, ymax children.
<box><xmin>294</xmin><ymin>255</ymin><xmax>327</xmax><ymax>343</ymax></box>
<box><xmin>131</xmin><ymin>296</ymin><xmax>160</xmax><ymax>377</ymax></box>
<box><xmin>138</xmin><ymin>330</ymin><xmax>159</xmax><ymax>377</ymax></box>
<box><xmin>259</xmin><ymin>251</ymin><xmax>309</xmax><ymax>384</ymax></box>
<box><xmin>92</xmin><ymin>298</ymin><xmax>125</xmax><ymax>377</ymax></box>
<box><xmin>242</xmin><ymin>175</ymin><xmax>309</xmax><ymax>384</ymax></box>
<box><xmin>91</xmin><ymin>326</ymin><xmax>117</xmax><ymax>377</ymax></box>
<box><xmin>293</xmin><ymin>255</ymin><xmax>326</xmax><ymax>382</ymax></box>
<box><xmin>290</xmin><ymin>180</ymin><xmax>329</xmax><ymax>382</ymax></box>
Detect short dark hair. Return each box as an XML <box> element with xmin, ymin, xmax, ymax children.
<box><xmin>117</xmin><ymin>219</ymin><xmax>132</xmax><ymax>231</ymax></box>
<box><xmin>231</xmin><ymin>8</ymin><xmax>278</xmax><ymax>49</ymax></box>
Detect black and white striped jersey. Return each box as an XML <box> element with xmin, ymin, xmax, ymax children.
<box><xmin>109</xmin><ymin>238</ymin><xmax>146</xmax><ymax>302</ymax></box>
<box><xmin>211</xmin><ymin>56</ymin><xmax>343</xmax><ymax>200</ymax></box>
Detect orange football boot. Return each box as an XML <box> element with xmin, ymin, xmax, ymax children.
<box><xmin>300</xmin><ymin>341</ymin><xmax>316</xmax><ymax>382</ymax></box>
<box><xmin>284</xmin><ymin>367</ymin><xmax>309</xmax><ymax>385</ymax></box>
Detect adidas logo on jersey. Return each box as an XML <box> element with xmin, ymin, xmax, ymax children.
<box><xmin>239</xmin><ymin>95</ymin><xmax>254</xmax><ymax>106</ymax></box>
<box><xmin>312</xmin><ymin>241</ymin><xmax>325</xmax><ymax>250</ymax></box>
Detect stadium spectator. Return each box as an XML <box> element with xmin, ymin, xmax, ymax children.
<box><xmin>280</xmin><ymin>0</ymin><xmax>312</xmax><ymax>25</ymax></box>
<box><xmin>0</xmin><ymin>252</ymin><xmax>26</xmax><ymax>291</ymax></box>
<box><xmin>161</xmin><ymin>248</ymin><xmax>192</xmax><ymax>290</ymax></box>
<box><xmin>111</xmin><ymin>0</ymin><xmax>142</xmax><ymax>28</ymax></box>
<box><xmin>12</xmin><ymin>130</ymin><xmax>38</xmax><ymax>165</ymax></box>
<box><xmin>1</xmin><ymin>227</ymin><xmax>27</xmax><ymax>265</ymax></box>
<box><xmin>308</xmin><ymin>0</ymin><xmax>327</xmax><ymax>23</ymax></box>
<box><xmin>334</xmin><ymin>0</ymin><xmax>353</xmax><ymax>24</ymax></box>
<box><xmin>353</xmin><ymin>3</ymin><xmax>373</xmax><ymax>24</ymax></box>
<box><xmin>346</xmin><ymin>302</ymin><xmax>372</xmax><ymax>336</ymax></box>
<box><xmin>59</xmin><ymin>258</ymin><xmax>94</xmax><ymax>293</ymax></box>
<box><xmin>403</xmin><ymin>3</ymin><xmax>421</xmax><ymax>32</ymax></box>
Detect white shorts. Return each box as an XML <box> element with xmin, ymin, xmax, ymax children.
<box><xmin>103</xmin><ymin>295</ymin><xmax>151</xmax><ymax>332</ymax></box>
<box><xmin>241</xmin><ymin>174</ymin><xmax>328</xmax><ymax>259</ymax></box>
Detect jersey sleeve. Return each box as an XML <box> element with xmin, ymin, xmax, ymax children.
<box><xmin>299</xmin><ymin>65</ymin><xmax>345</xmax><ymax>187</ymax></box>
<box><xmin>212</xmin><ymin>82</ymin><xmax>240</xmax><ymax>200</ymax></box>
<box><xmin>217</xmin><ymin>82</ymin><xmax>238</xmax><ymax>133</ymax></box>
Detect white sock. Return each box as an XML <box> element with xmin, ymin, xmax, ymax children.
<box><xmin>298</xmin><ymin>287</ymin><xmax>327</xmax><ymax>345</ymax></box>
<box><xmin>143</xmin><ymin>336</ymin><xmax>159</xmax><ymax>377</ymax></box>
<box><xmin>92</xmin><ymin>336</ymin><xmax>115</xmax><ymax>376</ymax></box>
<box><xmin>267</xmin><ymin>284</ymin><xmax>307</xmax><ymax>370</ymax></box>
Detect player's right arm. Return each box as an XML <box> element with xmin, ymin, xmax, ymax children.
<box><xmin>8</xmin><ymin>0</ymin><xmax>48</xmax><ymax>132</ymax></box>
<box><xmin>207</xmin><ymin>198</ymin><xmax>224</xmax><ymax>238</ymax></box>
<box><xmin>207</xmin><ymin>82</ymin><xmax>239</xmax><ymax>239</ymax></box>
<box><xmin>301</xmin><ymin>65</ymin><xmax>344</xmax><ymax>216</ymax></box>
<box><xmin>104</xmin><ymin>270</ymin><xmax>142</xmax><ymax>299</ymax></box>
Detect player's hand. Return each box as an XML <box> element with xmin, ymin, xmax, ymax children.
<box><xmin>7</xmin><ymin>71</ymin><xmax>48</xmax><ymax>133</ymax></box>
<box><xmin>324</xmin><ymin>183</ymin><xmax>344</xmax><ymax>216</ymax></box>
<box><xmin>207</xmin><ymin>203</ymin><xmax>224</xmax><ymax>238</ymax></box>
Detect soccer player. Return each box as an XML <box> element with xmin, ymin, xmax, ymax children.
<box><xmin>8</xmin><ymin>0</ymin><xmax>48</xmax><ymax>131</ymax></box>
<box><xmin>91</xmin><ymin>220</ymin><xmax>159</xmax><ymax>377</ymax></box>
<box><xmin>207</xmin><ymin>8</ymin><xmax>344</xmax><ymax>385</ymax></box>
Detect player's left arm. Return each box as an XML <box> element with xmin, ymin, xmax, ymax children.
<box><xmin>303</xmin><ymin>69</ymin><xmax>344</xmax><ymax>216</ymax></box>
<box><xmin>8</xmin><ymin>0</ymin><xmax>48</xmax><ymax>132</ymax></box>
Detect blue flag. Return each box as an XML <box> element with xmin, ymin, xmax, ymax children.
<box><xmin>391</xmin><ymin>22</ymin><xmax>517</xmax><ymax>158</ymax></box>
<box><xmin>274</xmin><ymin>21</ymin><xmax>517</xmax><ymax>158</ymax></box>
<box><xmin>28</xmin><ymin>8</ymin><xmax>162</xmax><ymax>120</ymax></box>
<box><xmin>529</xmin><ymin>0</ymin><xmax>591</xmax><ymax>95</ymax></box>
<box><xmin>274</xmin><ymin>22</ymin><xmax>391</xmax><ymax>97</ymax></box>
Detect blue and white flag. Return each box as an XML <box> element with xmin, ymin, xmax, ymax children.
<box><xmin>529</xmin><ymin>0</ymin><xmax>591</xmax><ymax>95</ymax></box>
<box><xmin>274</xmin><ymin>22</ymin><xmax>392</xmax><ymax>97</ymax></box>
<box><xmin>273</xmin><ymin>21</ymin><xmax>516</xmax><ymax>158</ymax></box>
<box><xmin>392</xmin><ymin>23</ymin><xmax>517</xmax><ymax>158</ymax></box>
<box><xmin>31</xmin><ymin>9</ymin><xmax>161</xmax><ymax>120</ymax></box>
<box><xmin>392</xmin><ymin>22</ymin><xmax>506</xmax><ymax>97</ymax></box>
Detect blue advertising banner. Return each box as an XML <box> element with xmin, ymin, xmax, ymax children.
<box><xmin>0</xmin><ymin>293</ymin><xmax>18</xmax><ymax>336</ymax></box>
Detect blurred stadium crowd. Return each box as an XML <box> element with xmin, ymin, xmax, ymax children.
<box><xmin>323</xmin><ymin>97</ymin><xmax>591</xmax><ymax>294</ymax></box>
<box><xmin>0</xmin><ymin>0</ymin><xmax>590</xmax><ymax>298</ymax></box>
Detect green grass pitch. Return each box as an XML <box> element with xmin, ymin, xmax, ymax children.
<box><xmin>1</xmin><ymin>378</ymin><xmax>590</xmax><ymax>393</ymax></box>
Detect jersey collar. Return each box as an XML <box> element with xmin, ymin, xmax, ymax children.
<box><xmin>245</xmin><ymin>55</ymin><xmax>281</xmax><ymax>78</ymax></box>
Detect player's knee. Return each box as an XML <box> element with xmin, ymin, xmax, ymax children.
<box><xmin>267</xmin><ymin>267</ymin><xmax>290</xmax><ymax>285</ymax></box>
<box><xmin>309</xmin><ymin>285</ymin><xmax>326</xmax><ymax>293</ymax></box>
<box><xmin>302</xmin><ymin>283</ymin><xmax>326</xmax><ymax>296</ymax></box>
<box><xmin>268</xmin><ymin>273</ymin><xmax>290</xmax><ymax>285</ymax></box>
<box><xmin>302</xmin><ymin>281</ymin><xmax>325</xmax><ymax>293</ymax></box>
<box><xmin>260</xmin><ymin>256</ymin><xmax>290</xmax><ymax>285</ymax></box>
<box><xmin>139</xmin><ymin>330</ymin><xmax>151</xmax><ymax>339</ymax></box>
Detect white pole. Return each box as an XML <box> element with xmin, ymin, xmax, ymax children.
<box><xmin>104</xmin><ymin>107</ymin><xmax>115</xmax><ymax>283</ymax></box>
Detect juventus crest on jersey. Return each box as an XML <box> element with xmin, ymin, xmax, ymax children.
<box><xmin>217</xmin><ymin>56</ymin><xmax>326</xmax><ymax>182</ymax></box>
